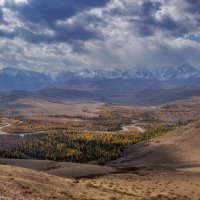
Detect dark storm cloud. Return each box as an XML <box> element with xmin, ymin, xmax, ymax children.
<box><xmin>140</xmin><ymin>1</ymin><xmax>161</xmax><ymax>15</ymax></box>
<box><xmin>0</xmin><ymin>9</ymin><xmax>2</xmax><ymax>21</ymax></box>
<box><xmin>0</xmin><ymin>0</ymin><xmax>199</xmax><ymax>43</ymax></box>
<box><xmin>1</xmin><ymin>0</ymin><xmax>109</xmax><ymax>44</ymax></box>
<box><xmin>133</xmin><ymin>14</ymin><xmax>187</xmax><ymax>37</ymax></box>
<box><xmin>6</xmin><ymin>0</ymin><xmax>109</xmax><ymax>24</ymax></box>
<box><xmin>140</xmin><ymin>0</ymin><xmax>200</xmax><ymax>37</ymax></box>
<box><xmin>7</xmin><ymin>21</ymin><xmax>101</xmax><ymax>44</ymax></box>
<box><xmin>184</xmin><ymin>0</ymin><xmax>200</xmax><ymax>13</ymax></box>
<box><xmin>0</xmin><ymin>8</ymin><xmax>4</xmax><ymax>24</ymax></box>
<box><xmin>109</xmin><ymin>0</ymin><xmax>191</xmax><ymax>37</ymax></box>
<box><xmin>183</xmin><ymin>0</ymin><xmax>200</xmax><ymax>25</ymax></box>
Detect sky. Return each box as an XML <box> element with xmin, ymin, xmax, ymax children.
<box><xmin>0</xmin><ymin>0</ymin><xmax>200</xmax><ymax>73</ymax></box>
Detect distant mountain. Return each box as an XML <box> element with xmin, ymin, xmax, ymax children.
<box><xmin>1</xmin><ymin>63</ymin><xmax>200</xmax><ymax>92</ymax></box>
<box><xmin>56</xmin><ymin>63</ymin><xmax>200</xmax><ymax>83</ymax></box>
<box><xmin>0</xmin><ymin>67</ymin><xmax>52</xmax><ymax>92</ymax></box>
<box><xmin>155</xmin><ymin>63</ymin><xmax>200</xmax><ymax>81</ymax></box>
<box><xmin>122</xmin><ymin>67</ymin><xmax>156</xmax><ymax>80</ymax></box>
<box><xmin>56</xmin><ymin>69</ymin><xmax>125</xmax><ymax>82</ymax></box>
<box><xmin>172</xmin><ymin>63</ymin><xmax>199</xmax><ymax>79</ymax></box>
<box><xmin>55</xmin><ymin>68</ymin><xmax>156</xmax><ymax>83</ymax></box>
<box><xmin>154</xmin><ymin>66</ymin><xmax>175</xmax><ymax>81</ymax></box>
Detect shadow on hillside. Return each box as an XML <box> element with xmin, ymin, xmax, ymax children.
<box><xmin>108</xmin><ymin>141</ymin><xmax>184</xmax><ymax>168</ymax></box>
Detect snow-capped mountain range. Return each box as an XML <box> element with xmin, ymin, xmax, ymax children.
<box><xmin>154</xmin><ymin>63</ymin><xmax>200</xmax><ymax>81</ymax></box>
<box><xmin>0</xmin><ymin>63</ymin><xmax>200</xmax><ymax>92</ymax></box>
<box><xmin>56</xmin><ymin>63</ymin><xmax>200</xmax><ymax>82</ymax></box>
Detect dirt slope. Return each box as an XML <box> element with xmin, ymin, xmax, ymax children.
<box><xmin>0</xmin><ymin>159</ymin><xmax>115</xmax><ymax>178</ymax></box>
<box><xmin>1</xmin><ymin>164</ymin><xmax>200</xmax><ymax>200</ymax></box>
<box><xmin>108</xmin><ymin>121</ymin><xmax>200</xmax><ymax>171</ymax></box>
<box><xmin>0</xmin><ymin>164</ymin><xmax>117</xmax><ymax>200</ymax></box>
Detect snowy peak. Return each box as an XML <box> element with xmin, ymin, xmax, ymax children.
<box><xmin>56</xmin><ymin>67</ymin><xmax>156</xmax><ymax>82</ymax></box>
<box><xmin>57</xmin><ymin>69</ymin><xmax>125</xmax><ymax>81</ymax></box>
<box><xmin>56</xmin><ymin>64</ymin><xmax>200</xmax><ymax>83</ymax></box>
<box><xmin>173</xmin><ymin>63</ymin><xmax>199</xmax><ymax>79</ymax></box>
<box><xmin>155</xmin><ymin>64</ymin><xmax>200</xmax><ymax>81</ymax></box>
<box><xmin>75</xmin><ymin>69</ymin><xmax>124</xmax><ymax>79</ymax></box>
<box><xmin>1</xmin><ymin>64</ymin><xmax>200</xmax><ymax>92</ymax></box>
<box><xmin>122</xmin><ymin>67</ymin><xmax>155</xmax><ymax>80</ymax></box>
<box><xmin>154</xmin><ymin>66</ymin><xmax>174</xmax><ymax>81</ymax></box>
<box><xmin>134</xmin><ymin>67</ymin><xmax>155</xmax><ymax>80</ymax></box>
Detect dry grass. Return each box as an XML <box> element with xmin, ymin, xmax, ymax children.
<box><xmin>108</xmin><ymin>121</ymin><xmax>200</xmax><ymax>171</ymax></box>
<box><xmin>4</xmin><ymin>98</ymin><xmax>101</xmax><ymax>118</ymax></box>
<box><xmin>0</xmin><ymin>164</ymin><xmax>200</xmax><ymax>200</ymax></box>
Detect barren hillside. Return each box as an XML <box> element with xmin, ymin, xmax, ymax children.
<box><xmin>1</xmin><ymin>163</ymin><xmax>200</xmax><ymax>200</ymax></box>
<box><xmin>108</xmin><ymin>121</ymin><xmax>200</xmax><ymax>171</ymax></box>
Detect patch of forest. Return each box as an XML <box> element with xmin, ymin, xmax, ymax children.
<box><xmin>0</xmin><ymin>125</ymin><xmax>176</xmax><ymax>165</ymax></box>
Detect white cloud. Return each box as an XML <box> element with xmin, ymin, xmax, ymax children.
<box><xmin>0</xmin><ymin>0</ymin><xmax>27</xmax><ymax>5</ymax></box>
<box><xmin>1</xmin><ymin>0</ymin><xmax>200</xmax><ymax>73</ymax></box>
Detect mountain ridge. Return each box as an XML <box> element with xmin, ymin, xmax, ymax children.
<box><xmin>55</xmin><ymin>63</ymin><xmax>200</xmax><ymax>82</ymax></box>
<box><xmin>0</xmin><ymin>67</ymin><xmax>52</xmax><ymax>92</ymax></box>
<box><xmin>1</xmin><ymin>63</ymin><xmax>200</xmax><ymax>92</ymax></box>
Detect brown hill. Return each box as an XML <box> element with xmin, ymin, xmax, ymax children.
<box><xmin>1</xmin><ymin>162</ymin><xmax>200</xmax><ymax>200</ymax></box>
<box><xmin>0</xmin><ymin>159</ymin><xmax>115</xmax><ymax>178</ymax></box>
<box><xmin>108</xmin><ymin>121</ymin><xmax>200</xmax><ymax>172</ymax></box>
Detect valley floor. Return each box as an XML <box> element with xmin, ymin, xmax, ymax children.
<box><xmin>1</xmin><ymin>100</ymin><xmax>200</xmax><ymax>199</ymax></box>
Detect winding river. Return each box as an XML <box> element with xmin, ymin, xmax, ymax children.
<box><xmin>0</xmin><ymin>118</ymin><xmax>145</xmax><ymax>137</ymax></box>
<box><xmin>0</xmin><ymin>119</ymin><xmax>37</xmax><ymax>138</ymax></box>
<box><xmin>121</xmin><ymin>121</ymin><xmax>145</xmax><ymax>133</ymax></box>
<box><xmin>0</xmin><ymin>123</ymin><xmax>12</xmax><ymax>135</ymax></box>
